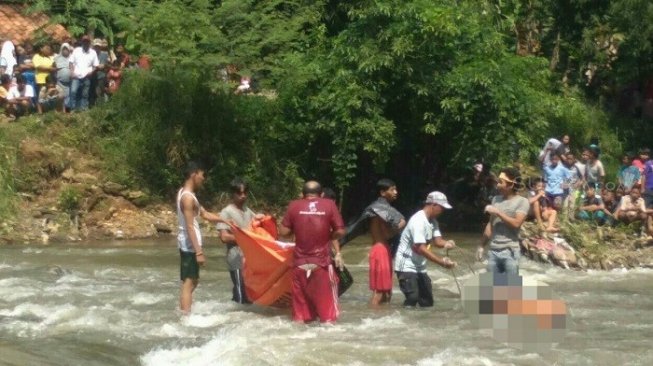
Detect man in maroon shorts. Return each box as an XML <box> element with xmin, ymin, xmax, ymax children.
<box><xmin>280</xmin><ymin>181</ymin><xmax>345</xmax><ymax>323</ymax></box>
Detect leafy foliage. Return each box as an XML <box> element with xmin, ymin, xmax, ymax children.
<box><xmin>16</xmin><ymin>0</ymin><xmax>648</xmax><ymax>212</ymax></box>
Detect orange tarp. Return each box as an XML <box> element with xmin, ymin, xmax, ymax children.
<box><xmin>230</xmin><ymin>225</ymin><xmax>294</xmax><ymax>308</ymax></box>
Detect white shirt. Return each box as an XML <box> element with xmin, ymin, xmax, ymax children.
<box><xmin>394</xmin><ymin>210</ymin><xmax>442</xmax><ymax>273</ymax></box>
<box><xmin>176</xmin><ymin>188</ymin><xmax>202</xmax><ymax>252</ymax></box>
<box><xmin>7</xmin><ymin>84</ymin><xmax>34</xmax><ymax>100</ymax></box>
<box><xmin>1</xmin><ymin>41</ymin><xmax>16</xmax><ymax>76</ymax></box>
<box><xmin>70</xmin><ymin>47</ymin><xmax>99</xmax><ymax>79</ymax></box>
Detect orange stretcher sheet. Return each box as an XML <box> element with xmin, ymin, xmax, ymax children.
<box><xmin>230</xmin><ymin>224</ymin><xmax>295</xmax><ymax>308</ymax></box>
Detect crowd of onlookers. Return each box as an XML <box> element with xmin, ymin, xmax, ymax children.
<box><xmin>0</xmin><ymin>35</ymin><xmax>150</xmax><ymax>120</ymax></box>
<box><xmin>528</xmin><ymin>135</ymin><xmax>653</xmax><ymax>236</ymax></box>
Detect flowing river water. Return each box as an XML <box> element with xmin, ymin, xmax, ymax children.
<box><xmin>1</xmin><ymin>234</ymin><xmax>652</xmax><ymax>366</ymax></box>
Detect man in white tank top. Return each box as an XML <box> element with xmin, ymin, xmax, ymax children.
<box><xmin>177</xmin><ymin>162</ymin><xmax>226</xmax><ymax>314</ymax></box>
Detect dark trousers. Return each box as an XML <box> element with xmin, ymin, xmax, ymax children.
<box><xmin>396</xmin><ymin>271</ymin><xmax>433</xmax><ymax>307</ymax></box>
<box><xmin>229</xmin><ymin>269</ymin><xmax>250</xmax><ymax>304</ymax></box>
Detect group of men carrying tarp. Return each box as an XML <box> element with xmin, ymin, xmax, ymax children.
<box><xmin>176</xmin><ymin>162</ymin><xmax>529</xmax><ymax>324</ymax></box>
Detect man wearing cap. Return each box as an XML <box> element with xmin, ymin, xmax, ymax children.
<box><xmin>393</xmin><ymin>191</ymin><xmax>456</xmax><ymax>308</ymax></box>
<box><xmin>69</xmin><ymin>35</ymin><xmax>99</xmax><ymax>111</ymax></box>
<box><xmin>54</xmin><ymin>44</ymin><xmax>72</xmax><ymax>112</ymax></box>
<box><xmin>477</xmin><ymin>167</ymin><xmax>530</xmax><ymax>274</ymax></box>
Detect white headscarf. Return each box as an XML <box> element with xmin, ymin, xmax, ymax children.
<box><xmin>1</xmin><ymin>40</ymin><xmax>16</xmax><ymax>76</ymax></box>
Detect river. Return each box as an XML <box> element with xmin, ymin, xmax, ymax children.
<box><xmin>1</xmin><ymin>234</ymin><xmax>652</xmax><ymax>366</ymax></box>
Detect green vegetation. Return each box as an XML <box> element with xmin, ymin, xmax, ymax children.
<box><xmin>58</xmin><ymin>186</ymin><xmax>81</xmax><ymax>214</ymax></box>
<box><xmin>0</xmin><ymin>129</ymin><xmax>16</xmax><ymax>219</ymax></box>
<box><xmin>2</xmin><ymin>0</ymin><xmax>649</xmax><ymax>214</ymax></box>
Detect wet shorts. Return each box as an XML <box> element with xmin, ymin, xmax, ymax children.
<box><xmin>369</xmin><ymin>242</ymin><xmax>393</xmax><ymax>291</ymax></box>
<box><xmin>180</xmin><ymin>250</ymin><xmax>200</xmax><ymax>281</ymax></box>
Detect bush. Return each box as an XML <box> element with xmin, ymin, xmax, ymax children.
<box><xmin>95</xmin><ymin>69</ymin><xmax>302</xmax><ymax>206</ymax></box>
<box><xmin>58</xmin><ymin>187</ymin><xmax>81</xmax><ymax>214</ymax></box>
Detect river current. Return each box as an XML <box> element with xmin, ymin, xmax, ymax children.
<box><xmin>0</xmin><ymin>235</ymin><xmax>652</xmax><ymax>366</ymax></box>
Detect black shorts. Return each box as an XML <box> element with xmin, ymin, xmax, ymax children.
<box><xmin>644</xmin><ymin>190</ymin><xmax>653</xmax><ymax>209</ymax></box>
<box><xmin>180</xmin><ymin>250</ymin><xmax>200</xmax><ymax>281</ymax></box>
<box><xmin>396</xmin><ymin>271</ymin><xmax>433</xmax><ymax>307</ymax></box>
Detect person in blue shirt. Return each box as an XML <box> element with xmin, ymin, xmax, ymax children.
<box><xmin>543</xmin><ymin>153</ymin><xmax>571</xmax><ymax>210</ymax></box>
<box><xmin>617</xmin><ymin>153</ymin><xmax>641</xmax><ymax>192</ymax></box>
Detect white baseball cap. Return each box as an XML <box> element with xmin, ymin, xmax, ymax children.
<box><xmin>425</xmin><ymin>191</ymin><xmax>452</xmax><ymax>209</ymax></box>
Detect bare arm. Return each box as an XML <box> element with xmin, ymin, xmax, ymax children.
<box><xmin>279</xmin><ymin>224</ymin><xmax>292</xmax><ymax>238</ymax></box>
<box><xmin>480</xmin><ymin>222</ymin><xmax>491</xmax><ymax>248</ymax></box>
<box><xmin>433</xmin><ymin>236</ymin><xmax>454</xmax><ymax>249</ymax></box>
<box><xmin>413</xmin><ymin>244</ymin><xmax>454</xmax><ymax>268</ymax></box>
<box><xmin>331</xmin><ymin>239</ymin><xmax>341</xmax><ymax>255</ymax></box>
<box><xmin>331</xmin><ymin>228</ymin><xmax>345</xmax><ymax>241</ymax></box>
<box><xmin>199</xmin><ymin>207</ymin><xmax>225</xmax><ymax>223</ymax></box>
<box><xmin>219</xmin><ymin>229</ymin><xmax>236</xmax><ymax>243</ymax></box>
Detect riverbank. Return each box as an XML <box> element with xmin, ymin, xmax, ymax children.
<box><xmin>2</xmin><ymin>113</ymin><xmax>653</xmax><ymax>270</ymax></box>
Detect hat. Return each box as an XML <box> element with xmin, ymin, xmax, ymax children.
<box><xmin>425</xmin><ymin>191</ymin><xmax>452</xmax><ymax>209</ymax></box>
<box><xmin>92</xmin><ymin>38</ymin><xmax>102</xmax><ymax>47</ymax></box>
<box><xmin>60</xmin><ymin>43</ymin><xmax>72</xmax><ymax>52</ymax></box>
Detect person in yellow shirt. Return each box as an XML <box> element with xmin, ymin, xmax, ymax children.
<box><xmin>32</xmin><ymin>44</ymin><xmax>55</xmax><ymax>98</ymax></box>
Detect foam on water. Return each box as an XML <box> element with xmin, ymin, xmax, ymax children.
<box><xmin>131</xmin><ymin>293</ymin><xmax>171</xmax><ymax>306</ymax></box>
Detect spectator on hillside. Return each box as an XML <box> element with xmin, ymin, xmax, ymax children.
<box><xmin>600</xmin><ymin>189</ymin><xmax>618</xmax><ymax>226</ymax></box>
<box><xmin>137</xmin><ymin>54</ymin><xmax>151</xmax><ymax>70</ymax></box>
<box><xmin>90</xmin><ymin>39</ymin><xmax>109</xmax><ymax>106</ymax></box>
<box><xmin>114</xmin><ymin>44</ymin><xmax>130</xmax><ymax>69</ymax></box>
<box><xmin>618</xmin><ymin>153</ymin><xmax>641</xmax><ymax>192</ymax></box>
<box><xmin>632</xmin><ymin>148</ymin><xmax>648</xmax><ymax>175</ymax></box>
<box><xmin>556</xmin><ymin>135</ymin><xmax>571</xmax><ymax>164</ymax></box>
<box><xmin>1</xmin><ymin>40</ymin><xmax>17</xmax><ymax>76</ymax></box>
<box><xmin>6</xmin><ymin>74</ymin><xmax>34</xmax><ymax>118</ymax></box>
<box><xmin>37</xmin><ymin>75</ymin><xmax>64</xmax><ymax>114</ymax></box>
<box><xmin>69</xmin><ymin>35</ymin><xmax>99</xmax><ymax>111</ymax></box>
<box><xmin>641</xmin><ymin>148</ymin><xmax>653</xmax><ymax>209</ymax></box>
<box><xmin>235</xmin><ymin>76</ymin><xmax>251</xmax><ymax>94</ymax></box>
<box><xmin>33</xmin><ymin>44</ymin><xmax>55</xmax><ymax>99</ymax></box>
<box><xmin>54</xmin><ymin>43</ymin><xmax>72</xmax><ymax>112</ymax></box>
<box><xmin>17</xmin><ymin>43</ymin><xmax>37</xmax><ymax>105</ymax></box>
<box><xmin>0</xmin><ymin>74</ymin><xmax>11</xmax><ymax>114</ymax></box>
<box><xmin>106</xmin><ymin>60</ymin><xmax>122</xmax><ymax>96</ymax></box>
<box><xmin>528</xmin><ymin>177</ymin><xmax>558</xmax><ymax>232</ymax></box>
<box><xmin>543</xmin><ymin>153</ymin><xmax>571</xmax><ymax>209</ymax></box>
<box><xmin>615</xmin><ymin>186</ymin><xmax>648</xmax><ymax>225</ymax></box>
<box><xmin>583</xmin><ymin>147</ymin><xmax>605</xmax><ymax>189</ymax></box>
<box><xmin>577</xmin><ymin>184</ymin><xmax>606</xmax><ymax>224</ymax></box>
<box><xmin>538</xmin><ymin>138</ymin><xmax>561</xmax><ymax>167</ymax></box>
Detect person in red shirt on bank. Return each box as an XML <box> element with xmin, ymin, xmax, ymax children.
<box><xmin>280</xmin><ymin>181</ymin><xmax>346</xmax><ymax>323</ymax></box>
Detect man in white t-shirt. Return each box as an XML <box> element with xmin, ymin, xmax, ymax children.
<box><xmin>6</xmin><ymin>74</ymin><xmax>34</xmax><ymax>118</ymax></box>
<box><xmin>394</xmin><ymin>191</ymin><xmax>456</xmax><ymax>307</ymax></box>
<box><xmin>69</xmin><ymin>35</ymin><xmax>99</xmax><ymax>111</ymax></box>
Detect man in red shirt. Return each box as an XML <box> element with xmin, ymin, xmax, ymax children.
<box><xmin>280</xmin><ymin>181</ymin><xmax>345</xmax><ymax>323</ymax></box>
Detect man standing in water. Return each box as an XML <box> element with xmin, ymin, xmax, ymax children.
<box><xmin>177</xmin><ymin>162</ymin><xmax>226</xmax><ymax>314</ymax></box>
<box><xmin>216</xmin><ymin>178</ymin><xmax>263</xmax><ymax>304</ymax></box>
<box><xmin>477</xmin><ymin>168</ymin><xmax>529</xmax><ymax>274</ymax></box>
<box><xmin>367</xmin><ymin>179</ymin><xmax>406</xmax><ymax>305</ymax></box>
<box><xmin>280</xmin><ymin>181</ymin><xmax>345</xmax><ymax>323</ymax></box>
<box><xmin>393</xmin><ymin>191</ymin><xmax>456</xmax><ymax>307</ymax></box>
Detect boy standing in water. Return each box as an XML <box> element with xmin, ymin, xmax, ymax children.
<box><xmin>280</xmin><ymin>181</ymin><xmax>345</xmax><ymax>323</ymax></box>
<box><xmin>216</xmin><ymin>178</ymin><xmax>264</xmax><ymax>304</ymax></box>
<box><xmin>177</xmin><ymin>162</ymin><xmax>226</xmax><ymax>314</ymax></box>
<box><xmin>477</xmin><ymin>168</ymin><xmax>529</xmax><ymax>274</ymax></box>
<box><xmin>393</xmin><ymin>192</ymin><xmax>456</xmax><ymax>307</ymax></box>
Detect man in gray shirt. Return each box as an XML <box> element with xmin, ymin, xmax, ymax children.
<box><xmin>54</xmin><ymin>43</ymin><xmax>71</xmax><ymax>112</ymax></box>
<box><xmin>477</xmin><ymin>167</ymin><xmax>530</xmax><ymax>274</ymax></box>
<box><xmin>216</xmin><ymin>178</ymin><xmax>263</xmax><ymax>304</ymax></box>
